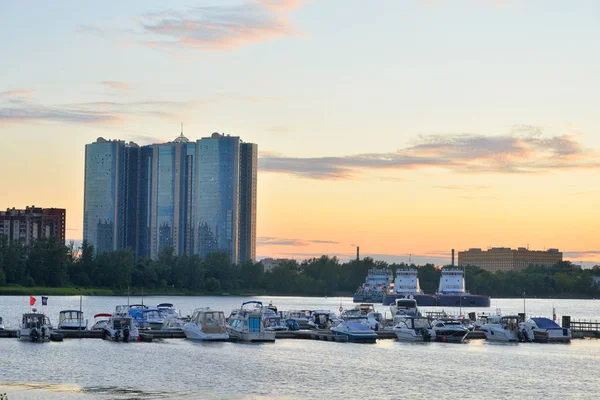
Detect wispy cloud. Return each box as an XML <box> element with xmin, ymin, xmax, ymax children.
<box><xmin>0</xmin><ymin>91</ymin><xmax>189</xmax><ymax>127</ymax></box>
<box><xmin>257</xmin><ymin>236</ymin><xmax>339</xmax><ymax>247</ymax></box>
<box><xmin>259</xmin><ymin>126</ymin><xmax>600</xmax><ymax>179</ymax></box>
<box><xmin>81</xmin><ymin>0</ymin><xmax>309</xmax><ymax>51</ymax></box>
<box><xmin>0</xmin><ymin>89</ymin><xmax>37</xmax><ymax>98</ymax></box>
<box><xmin>435</xmin><ymin>184</ymin><xmax>491</xmax><ymax>191</ymax></box>
<box><xmin>100</xmin><ymin>81</ymin><xmax>133</xmax><ymax>92</ymax></box>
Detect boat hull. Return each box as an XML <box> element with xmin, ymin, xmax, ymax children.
<box><xmin>383</xmin><ymin>294</ymin><xmax>436</xmax><ymax>306</ymax></box>
<box><xmin>353</xmin><ymin>293</ymin><xmax>384</xmax><ymax>303</ymax></box>
<box><xmin>435</xmin><ymin>294</ymin><xmax>490</xmax><ymax>307</ymax></box>
<box><xmin>226</xmin><ymin>328</ymin><xmax>276</xmax><ymax>342</ymax></box>
<box><xmin>394</xmin><ymin>329</ymin><xmax>433</xmax><ymax>342</ymax></box>
<box><xmin>184</xmin><ymin>324</ymin><xmax>229</xmax><ymax>341</ymax></box>
<box><xmin>331</xmin><ymin>330</ymin><xmax>377</xmax><ymax>343</ymax></box>
<box><xmin>17</xmin><ymin>328</ymin><xmax>50</xmax><ymax>342</ymax></box>
<box><xmin>433</xmin><ymin>329</ymin><xmax>468</xmax><ymax>343</ymax></box>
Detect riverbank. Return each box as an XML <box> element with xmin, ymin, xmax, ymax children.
<box><xmin>0</xmin><ymin>285</ymin><xmax>338</xmax><ymax>297</ymax></box>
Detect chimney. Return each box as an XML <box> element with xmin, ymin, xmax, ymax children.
<box><xmin>451</xmin><ymin>249</ymin><xmax>455</xmax><ymax>266</ymax></box>
<box><xmin>357</xmin><ymin>246</ymin><xmax>360</xmax><ymax>262</ymax></box>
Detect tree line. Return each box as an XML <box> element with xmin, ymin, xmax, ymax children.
<box><xmin>0</xmin><ymin>236</ymin><xmax>599</xmax><ymax>298</ymax></box>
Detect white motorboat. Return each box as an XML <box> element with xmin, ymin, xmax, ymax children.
<box><xmin>90</xmin><ymin>313</ymin><xmax>112</xmax><ymax>331</ymax></box>
<box><xmin>341</xmin><ymin>309</ymin><xmax>383</xmax><ymax>331</ymax></box>
<box><xmin>308</xmin><ymin>310</ymin><xmax>342</xmax><ymax>330</ymax></box>
<box><xmin>57</xmin><ymin>310</ymin><xmax>87</xmax><ymax>330</ymax></box>
<box><xmin>226</xmin><ymin>301</ymin><xmax>276</xmax><ymax>342</ymax></box>
<box><xmin>283</xmin><ymin>310</ymin><xmax>310</xmax><ymax>328</ymax></box>
<box><xmin>183</xmin><ymin>308</ymin><xmax>229</xmax><ymax>341</ymax></box>
<box><xmin>17</xmin><ymin>310</ymin><xmax>51</xmax><ymax>342</ymax></box>
<box><xmin>431</xmin><ymin>318</ymin><xmax>469</xmax><ymax>343</ymax></box>
<box><xmin>331</xmin><ymin>321</ymin><xmax>378</xmax><ymax>343</ymax></box>
<box><xmin>261</xmin><ymin>305</ymin><xmax>288</xmax><ymax>331</ymax></box>
<box><xmin>114</xmin><ymin>304</ymin><xmax>130</xmax><ymax>316</ymax></box>
<box><xmin>390</xmin><ymin>298</ymin><xmax>420</xmax><ymax>317</ymax></box>
<box><xmin>142</xmin><ymin>309</ymin><xmax>164</xmax><ymax>330</ymax></box>
<box><xmin>481</xmin><ymin>315</ymin><xmax>520</xmax><ymax>342</ymax></box>
<box><xmin>162</xmin><ymin>318</ymin><xmax>186</xmax><ymax>331</ymax></box>
<box><xmin>519</xmin><ymin>317</ymin><xmax>571</xmax><ymax>343</ymax></box>
<box><xmin>103</xmin><ymin>316</ymin><xmax>139</xmax><ymax>342</ymax></box>
<box><xmin>393</xmin><ymin>316</ymin><xmax>435</xmax><ymax>342</ymax></box>
<box><xmin>157</xmin><ymin>303</ymin><xmax>180</xmax><ymax>319</ymax></box>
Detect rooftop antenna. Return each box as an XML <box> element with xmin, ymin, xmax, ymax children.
<box><xmin>181</xmin><ymin>122</ymin><xmax>183</xmax><ymax>135</ymax></box>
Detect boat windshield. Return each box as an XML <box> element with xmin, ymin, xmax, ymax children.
<box><xmin>412</xmin><ymin>318</ymin><xmax>431</xmax><ymax>329</ymax></box>
<box><xmin>204</xmin><ymin>312</ymin><xmax>225</xmax><ymax>327</ymax></box>
<box><xmin>346</xmin><ymin>322</ymin><xmax>371</xmax><ymax>331</ymax></box>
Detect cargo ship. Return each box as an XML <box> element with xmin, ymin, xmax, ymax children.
<box><xmin>382</xmin><ymin>268</ymin><xmax>436</xmax><ymax>306</ymax></box>
<box><xmin>435</xmin><ymin>267</ymin><xmax>490</xmax><ymax>307</ymax></box>
<box><xmin>352</xmin><ymin>268</ymin><xmax>393</xmax><ymax>303</ymax></box>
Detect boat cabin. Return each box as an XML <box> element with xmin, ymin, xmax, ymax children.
<box><xmin>22</xmin><ymin>313</ymin><xmax>47</xmax><ymax>329</ymax></box>
<box><xmin>59</xmin><ymin>310</ymin><xmax>84</xmax><ymax>324</ymax></box>
<box><xmin>190</xmin><ymin>308</ymin><xmax>227</xmax><ymax>333</ymax></box>
<box><xmin>395</xmin><ymin>316</ymin><xmax>432</xmax><ymax>330</ymax></box>
<box><xmin>357</xmin><ymin>304</ymin><xmax>375</xmax><ymax>315</ymax></box>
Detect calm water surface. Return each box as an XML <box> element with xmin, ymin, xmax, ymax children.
<box><xmin>1</xmin><ymin>296</ymin><xmax>599</xmax><ymax>399</ymax></box>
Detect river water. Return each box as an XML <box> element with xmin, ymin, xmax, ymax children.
<box><xmin>1</xmin><ymin>295</ymin><xmax>599</xmax><ymax>399</ymax></box>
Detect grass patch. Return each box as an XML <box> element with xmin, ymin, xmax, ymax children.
<box><xmin>0</xmin><ymin>285</ymin><xmax>114</xmax><ymax>296</ymax></box>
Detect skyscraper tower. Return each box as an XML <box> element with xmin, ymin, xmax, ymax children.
<box><xmin>83</xmin><ymin>138</ymin><xmax>138</xmax><ymax>254</ymax></box>
<box><xmin>239</xmin><ymin>142</ymin><xmax>258</xmax><ymax>262</ymax></box>
<box><xmin>195</xmin><ymin>133</ymin><xmax>241</xmax><ymax>264</ymax></box>
<box><xmin>83</xmin><ymin>130</ymin><xmax>258</xmax><ymax>263</ymax></box>
<box><xmin>149</xmin><ymin>132</ymin><xmax>196</xmax><ymax>258</ymax></box>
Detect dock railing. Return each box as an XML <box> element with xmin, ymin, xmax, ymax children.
<box><xmin>562</xmin><ymin>316</ymin><xmax>600</xmax><ymax>338</ymax></box>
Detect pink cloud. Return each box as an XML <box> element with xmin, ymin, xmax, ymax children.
<box><xmin>136</xmin><ymin>0</ymin><xmax>309</xmax><ymax>51</ymax></box>
<box><xmin>99</xmin><ymin>81</ymin><xmax>133</xmax><ymax>91</ymax></box>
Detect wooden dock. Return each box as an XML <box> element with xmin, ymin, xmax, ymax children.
<box><xmin>563</xmin><ymin>317</ymin><xmax>600</xmax><ymax>339</ymax></box>
<box><xmin>0</xmin><ymin>330</ymin><xmax>18</xmax><ymax>338</ymax></box>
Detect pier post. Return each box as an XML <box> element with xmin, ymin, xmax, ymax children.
<box><xmin>562</xmin><ymin>316</ymin><xmax>571</xmax><ymax>329</ymax></box>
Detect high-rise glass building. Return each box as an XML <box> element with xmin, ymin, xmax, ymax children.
<box><xmin>149</xmin><ymin>134</ymin><xmax>196</xmax><ymax>258</ymax></box>
<box><xmin>84</xmin><ymin>132</ymin><xmax>257</xmax><ymax>263</ymax></box>
<box><xmin>239</xmin><ymin>143</ymin><xmax>258</xmax><ymax>263</ymax></box>
<box><xmin>83</xmin><ymin>138</ymin><xmax>138</xmax><ymax>254</ymax></box>
<box><xmin>195</xmin><ymin>133</ymin><xmax>240</xmax><ymax>264</ymax></box>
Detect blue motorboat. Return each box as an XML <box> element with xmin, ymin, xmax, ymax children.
<box><xmin>330</xmin><ymin>321</ymin><xmax>377</xmax><ymax>343</ymax></box>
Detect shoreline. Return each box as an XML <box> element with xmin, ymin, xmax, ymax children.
<box><xmin>0</xmin><ymin>286</ymin><xmax>597</xmax><ymax>300</ymax></box>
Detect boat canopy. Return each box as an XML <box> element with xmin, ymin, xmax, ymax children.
<box><xmin>94</xmin><ymin>313</ymin><xmax>112</xmax><ymax>318</ymax></box>
<box><xmin>345</xmin><ymin>322</ymin><xmax>372</xmax><ymax>331</ymax></box>
<box><xmin>242</xmin><ymin>301</ymin><xmax>263</xmax><ymax>307</ymax></box>
<box><xmin>531</xmin><ymin>318</ymin><xmax>562</xmax><ymax>330</ymax></box>
<box><xmin>60</xmin><ymin>310</ymin><xmax>83</xmax><ymax>314</ymax></box>
<box><xmin>157</xmin><ymin>303</ymin><xmax>174</xmax><ymax>308</ymax></box>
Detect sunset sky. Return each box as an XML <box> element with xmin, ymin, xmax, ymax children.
<box><xmin>1</xmin><ymin>0</ymin><xmax>599</xmax><ymax>266</ymax></box>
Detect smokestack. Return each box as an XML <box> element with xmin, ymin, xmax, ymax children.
<box><xmin>357</xmin><ymin>246</ymin><xmax>360</xmax><ymax>261</ymax></box>
<box><xmin>452</xmin><ymin>249</ymin><xmax>455</xmax><ymax>266</ymax></box>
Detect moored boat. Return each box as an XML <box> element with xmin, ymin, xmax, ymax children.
<box><xmin>103</xmin><ymin>316</ymin><xmax>139</xmax><ymax>342</ymax></box>
<box><xmin>390</xmin><ymin>298</ymin><xmax>421</xmax><ymax>317</ymax></box>
<box><xmin>481</xmin><ymin>315</ymin><xmax>520</xmax><ymax>342</ymax></box>
<box><xmin>519</xmin><ymin>317</ymin><xmax>571</xmax><ymax>343</ymax></box>
<box><xmin>183</xmin><ymin>308</ymin><xmax>229</xmax><ymax>341</ymax></box>
<box><xmin>331</xmin><ymin>321</ymin><xmax>378</xmax><ymax>343</ymax></box>
<box><xmin>57</xmin><ymin>310</ymin><xmax>87</xmax><ymax>330</ymax></box>
<box><xmin>393</xmin><ymin>316</ymin><xmax>435</xmax><ymax>342</ymax></box>
<box><xmin>17</xmin><ymin>309</ymin><xmax>51</xmax><ymax>342</ymax></box>
<box><xmin>90</xmin><ymin>313</ymin><xmax>112</xmax><ymax>331</ymax></box>
<box><xmin>226</xmin><ymin>301</ymin><xmax>276</xmax><ymax>342</ymax></box>
<box><xmin>431</xmin><ymin>318</ymin><xmax>469</xmax><ymax>343</ymax></box>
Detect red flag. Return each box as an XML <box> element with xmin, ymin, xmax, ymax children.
<box><xmin>29</xmin><ymin>296</ymin><xmax>36</xmax><ymax>306</ymax></box>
